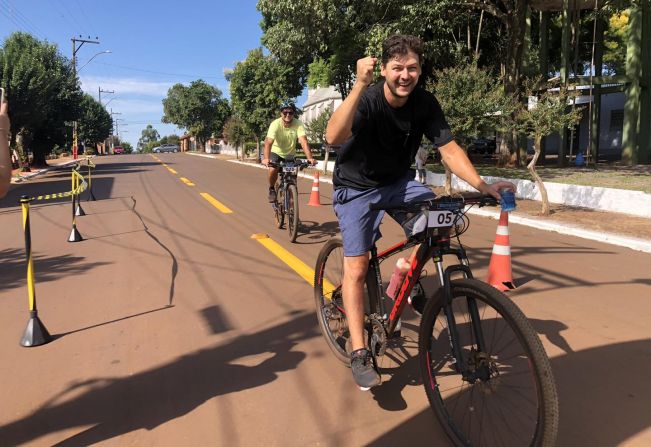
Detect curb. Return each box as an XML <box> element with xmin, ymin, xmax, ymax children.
<box><xmin>12</xmin><ymin>159</ymin><xmax>81</xmax><ymax>183</ymax></box>
<box><xmin>189</xmin><ymin>152</ymin><xmax>651</xmax><ymax>253</ymax></box>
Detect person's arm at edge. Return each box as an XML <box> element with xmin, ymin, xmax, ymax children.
<box><xmin>262</xmin><ymin>137</ymin><xmax>273</xmax><ymax>166</ymax></box>
<box><xmin>325</xmin><ymin>56</ymin><xmax>377</xmax><ymax>145</ymax></box>
<box><xmin>298</xmin><ymin>135</ymin><xmax>316</xmax><ymax>165</ymax></box>
<box><xmin>0</xmin><ymin>100</ymin><xmax>11</xmax><ymax>198</ymax></box>
<box><xmin>438</xmin><ymin>140</ymin><xmax>515</xmax><ymax>199</ymax></box>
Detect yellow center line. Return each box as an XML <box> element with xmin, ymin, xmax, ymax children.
<box><xmin>180</xmin><ymin>177</ymin><xmax>195</xmax><ymax>186</ymax></box>
<box><xmin>167</xmin><ymin>167</ymin><xmax>178</xmax><ymax>174</ymax></box>
<box><xmin>200</xmin><ymin>192</ymin><xmax>233</xmax><ymax>214</ymax></box>
<box><xmin>252</xmin><ymin>234</ymin><xmax>335</xmax><ymax>297</ymax></box>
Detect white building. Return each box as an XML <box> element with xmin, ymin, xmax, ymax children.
<box><xmin>302</xmin><ymin>86</ymin><xmax>343</xmax><ymax>124</ymax></box>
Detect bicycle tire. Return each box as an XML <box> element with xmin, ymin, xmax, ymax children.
<box><xmin>314</xmin><ymin>238</ymin><xmax>374</xmax><ymax>365</ymax></box>
<box><xmin>275</xmin><ymin>186</ymin><xmax>285</xmax><ymax>229</ymax></box>
<box><xmin>418</xmin><ymin>278</ymin><xmax>558</xmax><ymax>447</ymax></box>
<box><xmin>287</xmin><ymin>184</ymin><xmax>300</xmax><ymax>242</ymax></box>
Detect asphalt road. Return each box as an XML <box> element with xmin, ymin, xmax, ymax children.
<box><xmin>1</xmin><ymin>153</ymin><xmax>650</xmax><ymax>446</ymax></box>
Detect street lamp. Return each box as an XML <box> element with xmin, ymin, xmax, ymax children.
<box><xmin>78</xmin><ymin>50</ymin><xmax>111</xmax><ymax>72</ymax></box>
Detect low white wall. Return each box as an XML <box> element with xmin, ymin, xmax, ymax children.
<box><xmin>428</xmin><ymin>172</ymin><xmax>651</xmax><ymax>218</ymax></box>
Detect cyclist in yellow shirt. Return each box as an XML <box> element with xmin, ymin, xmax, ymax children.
<box><xmin>261</xmin><ymin>101</ymin><xmax>316</xmax><ymax>202</ymax></box>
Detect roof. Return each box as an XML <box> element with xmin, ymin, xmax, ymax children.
<box><xmin>303</xmin><ymin>86</ymin><xmax>342</xmax><ymax>109</ymax></box>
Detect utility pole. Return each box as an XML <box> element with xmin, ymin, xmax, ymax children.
<box><xmin>98</xmin><ymin>87</ymin><xmax>114</xmax><ymax>105</ymax></box>
<box><xmin>98</xmin><ymin>88</ymin><xmax>114</xmax><ymax>155</ymax></box>
<box><xmin>110</xmin><ymin>108</ymin><xmax>121</xmax><ymax>154</ymax></box>
<box><xmin>71</xmin><ymin>35</ymin><xmax>100</xmax><ymax>160</ymax></box>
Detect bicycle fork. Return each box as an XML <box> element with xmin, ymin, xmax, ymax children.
<box><xmin>434</xmin><ymin>249</ymin><xmax>489</xmax><ymax>382</ymax></box>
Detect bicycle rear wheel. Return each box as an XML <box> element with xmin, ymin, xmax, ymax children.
<box><xmin>287</xmin><ymin>184</ymin><xmax>300</xmax><ymax>242</ymax></box>
<box><xmin>418</xmin><ymin>278</ymin><xmax>558</xmax><ymax>447</ymax></box>
<box><xmin>314</xmin><ymin>238</ymin><xmax>375</xmax><ymax>365</ymax></box>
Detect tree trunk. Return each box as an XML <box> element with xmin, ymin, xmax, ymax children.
<box><xmin>497</xmin><ymin>2</ymin><xmax>529</xmax><ymax>167</ymax></box>
<box><xmin>528</xmin><ymin>135</ymin><xmax>550</xmax><ymax>215</ymax></box>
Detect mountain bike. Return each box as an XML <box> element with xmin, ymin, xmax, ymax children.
<box><xmin>314</xmin><ymin>193</ymin><xmax>558</xmax><ymax>446</ymax></box>
<box><xmin>269</xmin><ymin>157</ymin><xmax>309</xmax><ymax>242</ymax></box>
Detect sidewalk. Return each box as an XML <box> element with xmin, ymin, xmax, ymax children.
<box><xmin>10</xmin><ymin>155</ymin><xmax>80</xmax><ymax>183</ymax></box>
<box><xmin>187</xmin><ymin>151</ymin><xmax>651</xmax><ymax>253</ymax></box>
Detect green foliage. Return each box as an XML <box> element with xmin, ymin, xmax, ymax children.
<box><xmin>137</xmin><ymin>124</ymin><xmax>160</xmax><ymax>151</ymax></box>
<box><xmin>307</xmin><ymin>58</ymin><xmax>333</xmax><ymax>89</ymax></box>
<box><xmin>162</xmin><ymin>80</ymin><xmax>231</xmax><ymax>147</ymax></box>
<box><xmin>516</xmin><ymin>79</ymin><xmax>582</xmax><ymax>141</ymax></box>
<box><xmin>78</xmin><ymin>94</ymin><xmax>112</xmax><ymax>146</ymax></box>
<box><xmin>603</xmin><ymin>10</ymin><xmax>628</xmax><ymax>74</ymax></box>
<box><xmin>223</xmin><ymin>115</ymin><xmax>249</xmax><ymax>159</ymax></box>
<box><xmin>228</xmin><ymin>48</ymin><xmax>302</xmax><ymax>140</ymax></box>
<box><xmin>121</xmin><ymin>142</ymin><xmax>133</xmax><ymax>154</ymax></box>
<box><xmin>0</xmin><ymin>32</ymin><xmax>82</xmax><ymax>164</ymax></box>
<box><xmin>305</xmin><ymin>108</ymin><xmax>332</xmax><ymax>144</ymax></box>
<box><xmin>429</xmin><ymin>61</ymin><xmax>516</xmax><ymax>145</ymax></box>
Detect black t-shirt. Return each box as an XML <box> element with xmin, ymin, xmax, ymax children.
<box><xmin>333</xmin><ymin>80</ymin><xmax>454</xmax><ymax>190</ymax></box>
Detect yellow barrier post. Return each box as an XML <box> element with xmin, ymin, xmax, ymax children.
<box><xmin>68</xmin><ymin>167</ymin><xmax>83</xmax><ymax>242</ymax></box>
<box><xmin>20</xmin><ymin>196</ymin><xmax>52</xmax><ymax>347</ymax></box>
<box><xmin>86</xmin><ymin>157</ymin><xmax>96</xmax><ymax>201</ymax></box>
<box><xmin>74</xmin><ymin>166</ymin><xmax>86</xmax><ymax>217</ymax></box>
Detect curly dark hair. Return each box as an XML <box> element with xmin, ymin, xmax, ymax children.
<box><xmin>381</xmin><ymin>35</ymin><xmax>423</xmax><ymax>66</ymax></box>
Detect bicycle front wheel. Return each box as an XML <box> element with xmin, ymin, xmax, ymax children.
<box><xmin>287</xmin><ymin>184</ymin><xmax>300</xmax><ymax>242</ymax></box>
<box><xmin>418</xmin><ymin>278</ymin><xmax>558</xmax><ymax>447</ymax></box>
<box><xmin>274</xmin><ymin>186</ymin><xmax>285</xmax><ymax>229</ymax></box>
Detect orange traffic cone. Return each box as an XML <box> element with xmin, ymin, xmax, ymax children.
<box><xmin>307</xmin><ymin>172</ymin><xmax>321</xmax><ymax>206</ymax></box>
<box><xmin>486</xmin><ymin>211</ymin><xmax>516</xmax><ymax>291</ymax></box>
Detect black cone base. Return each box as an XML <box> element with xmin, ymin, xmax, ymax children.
<box><xmin>75</xmin><ymin>204</ymin><xmax>86</xmax><ymax>216</ymax></box>
<box><xmin>21</xmin><ymin>315</ymin><xmax>52</xmax><ymax>347</ymax></box>
<box><xmin>68</xmin><ymin>225</ymin><xmax>83</xmax><ymax>242</ymax></box>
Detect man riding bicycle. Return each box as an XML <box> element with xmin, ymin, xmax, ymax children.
<box><xmin>325</xmin><ymin>34</ymin><xmax>514</xmax><ymax>390</ymax></box>
<box><xmin>262</xmin><ymin>100</ymin><xmax>317</xmax><ymax>202</ymax></box>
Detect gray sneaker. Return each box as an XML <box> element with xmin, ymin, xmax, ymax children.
<box><xmin>350</xmin><ymin>348</ymin><xmax>381</xmax><ymax>391</ymax></box>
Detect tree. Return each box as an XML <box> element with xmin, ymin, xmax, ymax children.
<box><xmin>222</xmin><ymin>116</ymin><xmax>249</xmax><ymax>160</ymax></box>
<box><xmin>516</xmin><ymin>80</ymin><xmax>582</xmax><ymax>215</ymax></box>
<box><xmin>162</xmin><ymin>80</ymin><xmax>231</xmax><ymax>149</ymax></box>
<box><xmin>137</xmin><ymin>124</ymin><xmax>160</xmax><ymax>152</ymax></box>
<box><xmin>0</xmin><ymin>32</ymin><xmax>82</xmax><ymax>166</ymax></box>
<box><xmin>121</xmin><ymin>142</ymin><xmax>133</xmax><ymax>154</ymax></box>
<box><xmin>430</xmin><ymin>60</ymin><xmax>517</xmax><ymax>192</ymax></box>
<box><xmin>228</xmin><ymin>48</ymin><xmax>303</xmax><ymax>155</ymax></box>
<box><xmin>78</xmin><ymin>94</ymin><xmax>112</xmax><ymax>149</ymax></box>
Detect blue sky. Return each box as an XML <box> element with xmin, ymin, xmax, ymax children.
<box><xmin>0</xmin><ymin>0</ymin><xmax>306</xmax><ymax>148</ymax></box>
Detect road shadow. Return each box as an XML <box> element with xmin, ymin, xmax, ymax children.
<box><xmin>364</xmin><ymin>338</ymin><xmax>651</xmax><ymax>446</ymax></box>
<box><xmin>295</xmin><ymin>220</ymin><xmax>340</xmax><ymax>244</ymax></box>
<box><xmin>0</xmin><ymin>312</ymin><xmax>319</xmax><ymax>446</ymax></box>
<box><xmin>0</xmin><ymin>248</ymin><xmax>111</xmax><ymax>292</ymax></box>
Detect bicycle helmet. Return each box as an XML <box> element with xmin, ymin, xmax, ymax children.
<box><xmin>279</xmin><ymin>100</ymin><xmax>296</xmax><ymax>112</ymax></box>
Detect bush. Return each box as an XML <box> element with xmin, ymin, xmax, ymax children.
<box><xmin>244</xmin><ymin>142</ymin><xmax>258</xmax><ymax>157</ymax></box>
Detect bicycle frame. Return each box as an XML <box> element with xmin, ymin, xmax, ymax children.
<box><xmin>272</xmin><ymin>160</ymin><xmax>301</xmax><ymax>213</ymax></box>
<box><xmin>367</xmin><ymin>225</ymin><xmax>487</xmax><ymax>376</ymax></box>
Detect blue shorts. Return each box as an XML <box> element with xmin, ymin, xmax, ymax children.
<box><xmin>333</xmin><ymin>173</ymin><xmax>436</xmax><ymax>256</ymax></box>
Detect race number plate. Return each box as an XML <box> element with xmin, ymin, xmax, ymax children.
<box><xmin>427</xmin><ymin>210</ymin><xmax>455</xmax><ymax>227</ymax></box>
<box><xmin>283</xmin><ymin>166</ymin><xmax>298</xmax><ymax>174</ymax></box>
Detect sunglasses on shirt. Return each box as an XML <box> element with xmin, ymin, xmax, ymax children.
<box><xmin>282</xmin><ymin>111</ymin><xmax>294</xmax><ymax>116</ymax></box>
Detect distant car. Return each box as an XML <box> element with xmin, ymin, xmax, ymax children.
<box><xmin>153</xmin><ymin>144</ymin><xmax>180</xmax><ymax>153</ymax></box>
<box><xmin>113</xmin><ymin>146</ymin><xmax>125</xmax><ymax>154</ymax></box>
<box><xmin>468</xmin><ymin>138</ymin><xmax>497</xmax><ymax>155</ymax></box>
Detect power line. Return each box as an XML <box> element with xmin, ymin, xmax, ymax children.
<box><xmin>93</xmin><ymin>61</ymin><xmax>227</xmax><ymax>81</ymax></box>
<box><xmin>0</xmin><ymin>0</ymin><xmax>45</xmax><ymax>39</ymax></box>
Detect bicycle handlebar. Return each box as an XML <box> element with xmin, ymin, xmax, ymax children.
<box><xmin>369</xmin><ymin>193</ymin><xmax>500</xmax><ymax>213</ymax></box>
<box><xmin>267</xmin><ymin>159</ymin><xmax>311</xmax><ymax>170</ymax></box>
